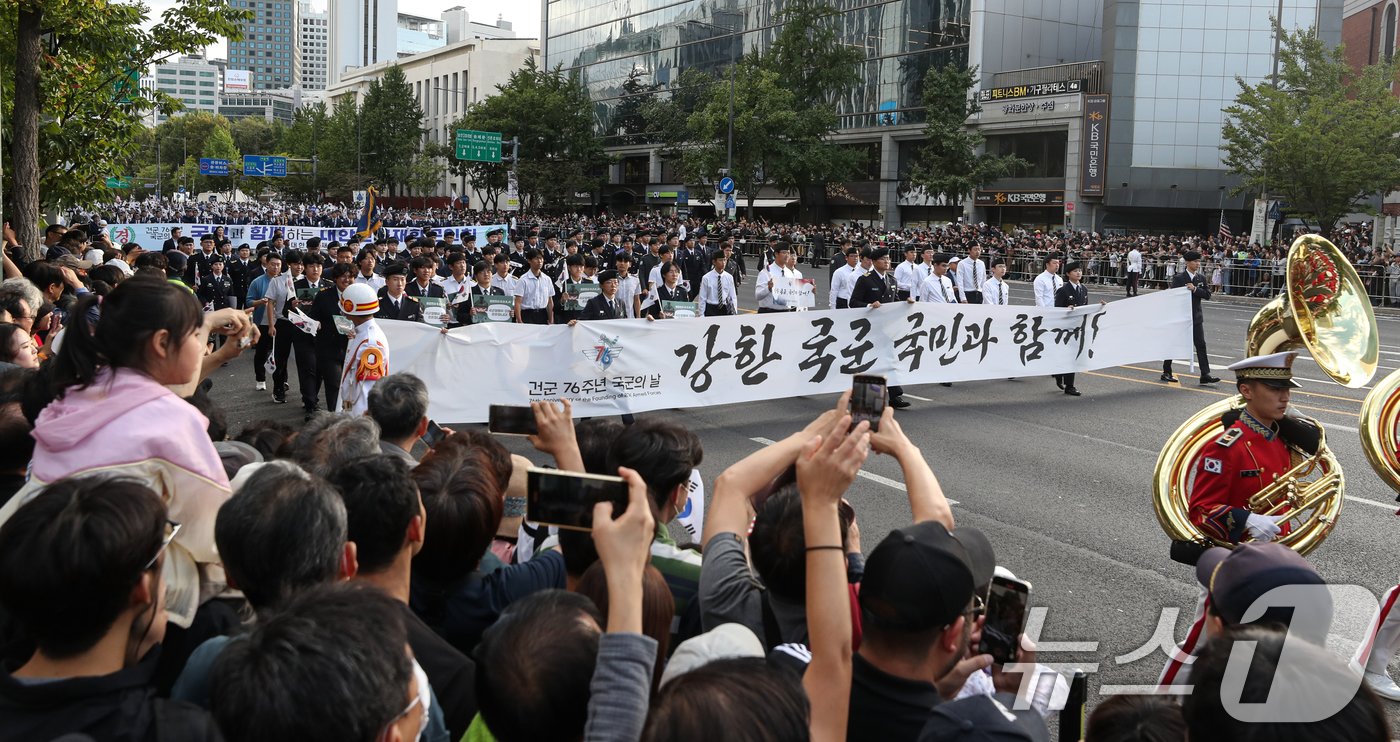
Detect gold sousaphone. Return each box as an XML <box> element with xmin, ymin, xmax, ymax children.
<box><xmin>1153</xmin><ymin>235</ymin><xmax>1378</xmax><ymax>557</ymax></box>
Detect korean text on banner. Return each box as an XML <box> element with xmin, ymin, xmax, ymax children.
<box><xmin>381</xmin><ymin>289</ymin><xmax>1193</xmax><ymax>424</ymax></box>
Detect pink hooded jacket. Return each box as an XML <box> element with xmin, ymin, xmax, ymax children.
<box><xmin>0</xmin><ymin>367</ymin><xmax>232</xmax><ymax>627</ymax></box>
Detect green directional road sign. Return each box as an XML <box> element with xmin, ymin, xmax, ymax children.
<box><xmin>105</xmin><ymin>177</ymin><xmax>131</xmax><ymax>189</ymax></box>
<box><xmin>455</xmin><ymin>129</ymin><xmax>502</xmax><ymax>163</ymax></box>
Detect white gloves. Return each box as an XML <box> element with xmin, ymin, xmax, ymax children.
<box><xmin>1245</xmin><ymin>513</ymin><xmax>1285</xmax><ymax>542</ymax></box>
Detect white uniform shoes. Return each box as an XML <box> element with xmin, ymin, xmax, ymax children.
<box><xmin>1364</xmin><ymin>671</ymin><xmax>1400</xmax><ymax>701</ymax></box>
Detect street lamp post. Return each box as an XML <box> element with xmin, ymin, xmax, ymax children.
<box><xmin>686</xmin><ymin>18</ymin><xmax>738</xmax><ymax>220</ymax></box>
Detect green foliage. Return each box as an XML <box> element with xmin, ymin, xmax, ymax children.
<box><xmin>1221</xmin><ymin>25</ymin><xmax>1400</xmax><ymax>230</ymax></box>
<box><xmin>763</xmin><ymin>0</ymin><xmax>863</xmax><ymax>108</ymax></box>
<box><xmin>453</xmin><ymin>57</ymin><xmax>607</xmax><ymax>209</ymax></box>
<box><xmin>276</xmin><ymin>102</ymin><xmax>329</xmax><ymax>200</ymax></box>
<box><xmin>642</xmin><ymin>68</ymin><xmax>715</xmax><ymax>162</ymax></box>
<box><xmin>1</xmin><ymin>0</ymin><xmax>249</xmax><ymax>210</ymax></box>
<box><xmin>405</xmin><ymin>148</ymin><xmax>447</xmax><ymax>207</ymax></box>
<box><xmin>905</xmin><ymin>63</ymin><xmax>1028</xmax><ymax>208</ymax></box>
<box><xmin>358</xmin><ymin>65</ymin><xmax>425</xmax><ymax>193</ymax></box>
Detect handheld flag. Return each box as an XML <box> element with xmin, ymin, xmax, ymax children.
<box><xmin>356</xmin><ymin>186</ymin><xmax>382</xmax><ymax>239</ymax></box>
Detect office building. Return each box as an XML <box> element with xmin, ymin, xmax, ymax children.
<box><xmin>299</xmin><ymin>2</ymin><xmax>329</xmax><ymax>90</ymax></box>
<box><xmin>1343</xmin><ymin>0</ymin><xmax>1400</xmax><ymax>246</ymax></box>
<box><xmin>398</xmin><ymin>12</ymin><xmax>447</xmax><ymax>57</ymax></box>
<box><xmin>149</xmin><ymin>55</ymin><xmax>221</xmax><ymax>124</ymax></box>
<box><xmin>442</xmin><ymin>7</ymin><xmax>517</xmax><ymax>42</ymax></box>
<box><xmin>323</xmin><ymin>37</ymin><xmax>539</xmax><ymax>202</ymax></box>
<box><xmin>219</xmin><ymin>90</ymin><xmax>300</xmax><ymax>124</ymax></box>
<box><xmin>228</xmin><ymin>0</ymin><xmax>300</xmax><ymax>90</ymax></box>
<box><xmin>329</xmin><ymin>0</ymin><xmax>397</xmax><ymax>85</ymax></box>
<box><xmin>545</xmin><ymin>0</ymin><xmax>1343</xmax><ymax>232</ymax></box>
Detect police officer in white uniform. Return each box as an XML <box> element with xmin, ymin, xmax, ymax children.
<box><xmin>338</xmin><ymin>282</ymin><xmax>389</xmax><ymax>416</ymax></box>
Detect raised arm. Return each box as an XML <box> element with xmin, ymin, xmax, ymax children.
<box><xmin>869</xmin><ymin>404</ymin><xmax>954</xmax><ymax>529</ymax></box>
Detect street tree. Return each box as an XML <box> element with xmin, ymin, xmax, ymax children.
<box><xmin>1221</xmin><ymin>25</ymin><xmax>1400</xmax><ymax>230</ymax></box>
<box><xmin>358</xmin><ymin>65</ymin><xmax>424</xmax><ymax>194</ymax></box>
<box><xmin>456</xmin><ymin>57</ymin><xmax>606</xmax><ymax>209</ymax></box>
<box><xmin>4</xmin><ymin>0</ymin><xmax>248</xmax><ymax>262</ymax></box>
<box><xmin>905</xmin><ymin>63</ymin><xmax>1027</xmax><ymax>211</ymax></box>
<box><xmin>276</xmin><ymin>103</ymin><xmax>330</xmax><ymax>201</ymax></box>
<box><xmin>406</xmin><ymin>148</ymin><xmax>447</xmax><ymax>208</ymax></box>
<box><xmin>195</xmin><ymin>124</ymin><xmax>241</xmax><ymax>198</ymax></box>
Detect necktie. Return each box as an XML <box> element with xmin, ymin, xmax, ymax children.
<box><xmin>942</xmin><ymin>279</ymin><xmax>950</xmax><ymax>301</ymax></box>
<box><xmin>607</xmin><ymin>299</ymin><xmax>614</xmax><ymax>315</ymax></box>
<box><xmin>999</xmin><ymin>282</ymin><xmax>1004</xmax><ymax>305</ymax></box>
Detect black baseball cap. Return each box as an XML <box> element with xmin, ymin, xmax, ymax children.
<box><xmin>918</xmin><ymin>693</ymin><xmax>1050</xmax><ymax>742</ymax></box>
<box><xmin>860</xmin><ymin>521</ymin><xmax>979</xmax><ymax>632</ymax></box>
<box><xmin>1196</xmin><ymin>543</ymin><xmax>1326</xmax><ymax>625</ymax></box>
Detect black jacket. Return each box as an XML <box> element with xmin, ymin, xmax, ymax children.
<box><xmin>1054</xmin><ymin>281</ymin><xmax>1089</xmax><ymax>309</ymax></box>
<box><xmin>1169</xmin><ymin>270</ymin><xmax>1211</xmax><ymax>321</ymax></box>
<box><xmin>580</xmin><ymin>293</ymin><xmax>624</xmax><ymax>321</ymax></box>
<box><xmin>196</xmin><ymin>274</ymin><xmax>233</xmax><ymax>310</ymax></box>
<box><xmin>0</xmin><ymin>650</ymin><xmax>221</xmax><ymax>742</ymax></box>
<box><xmin>376</xmin><ymin>290</ymin><xmax>423</xmax><ymax>322</ymax></box>
<box><xmin>848</xmin><ymin>270</ymin><xmax>898</xmax><ymax>308</ymax></box>
<box><xmin>307</xmin><ymin>285</ymin><xmax>350</xmax><ymax>355</ymax></box>
<box><xmin>405</xmin><ymin>280</ymin><xmax>446</xmax><ymax>299</ymax></box>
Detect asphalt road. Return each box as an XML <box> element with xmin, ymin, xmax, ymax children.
<box><xmin>205</xmin><ymin>268</ymin><xmax>1400</xmax><ymax>732</ymax></box>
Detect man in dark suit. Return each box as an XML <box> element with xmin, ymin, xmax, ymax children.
<box><xmin>1162</xmin><ymin>250</ymin><xmax>1220</xmax><ymax>385</ymax></box>
<box><xmin>847</xmin><ymin>247</ymin><xmax>910</xmax><ymax>409</ymax></box>
<box><xmin>376</xmin><ymin>262</ymin><xmax>423</xmax><ymax>322</ymax></box>
<box><xmin>574</xmin><ymin>270</ymin><xmax>625</xmax><ymax>322</ymax></box>
<box><xmin>1054</xmin><ymin>262</ymin><xmax>1093</xmax><ymax>396</ymax></box>
<box><xmin>226</xmin><ymin>244</ymin><xmax>257</xmax><ymax>309</ymax></box>
<box><xmin>161</xmin><ymin>225</ymin><xmax>182</xmax><ymax>253</ymax></box>
<box><xmin>405</xmin><ymin>255</ymin><xmax>447</xmax><ymax>299</ymax></box>
<box><xmin>307</xmin><ymin>264</ymin><xmax>355</xmax><ymax>413</ymax></box>
<box><xmin>289</xmin><ymin>260</ymin><xmax>333</xmax><ymax>417</ymax></box>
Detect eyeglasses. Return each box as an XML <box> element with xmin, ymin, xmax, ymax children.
<box><xmin>968</xmin><ymin>594</ymin><xmax>986</xmax><ymax>619</ymax></box>
<box><xmin>143</xmin><ymin>520</ymin><xmax>181</xmax><ymax>571</ymax></box>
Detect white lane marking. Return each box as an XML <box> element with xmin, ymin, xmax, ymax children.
<box><xmin>748</xmin><ymin>436</ymin><xmax>959</xmax><ymax>505</ymax></box>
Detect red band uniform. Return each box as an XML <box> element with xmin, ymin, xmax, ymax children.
<box><xmin>1188</xmin><ymin>410</ymin><xmax>1292</xmax><ymax>543</ymax></box>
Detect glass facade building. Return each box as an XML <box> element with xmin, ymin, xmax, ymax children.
<box><xmin>1099</xmin><ymin>0</ymin><xmax>1341</xmax><ymax>231</ymax></box>
<box><xmin>228</xmin><ymin>0</ymin><xmax>300</xmax><ymax>90</ymax></box>
<box><xmin>544</xmin><ymin>0</ymin><xmax>970</xmax><ymax>142</ymax></box>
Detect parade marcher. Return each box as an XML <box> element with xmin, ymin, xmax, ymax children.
<box><xmin>245</xmin><ymin>252</ymin><xmax>287</xmax><ymax>392</ymax></box>
<box><xmin>1032</xmin><ymin>254</ymin><xmax>1062</xmax><ymax>309</ymax></box>
<box><xmin>614</xmin><ymin>252</ymin><xmax>642</xmax><ymax>318</ymax></box>
<box><xmin>354</xmin><ymin>249</ymin><xmax>385</xmax><ymax>291</ymax></box>
<box><xmin>955</xmin><ymin>244</ymin><xmax>986</xmax><ymax>304</ymax></box>
<box><xmin>554</xmin><ymin>254</ymin><xmax>595</xmax><ymax>326</ymax></box>
<box><xmin>755</xmin><ymin>243</ymin><xmax>796</xmax><ymax>313</ymax></box>
<box><xmin>376</xmin><ymin>263</ymin><xmax>423</xmax><ymax>323</ymax></box>
<box><xmin>227</xmin><ymin>245</ymin><xmax>256</xmax><ymax>309</ymax></box>
<box><xmin>698</xmin><ymin>252</ymin><xmax>738</xmax><ymax>317</ymax></box>
<box><xmin>196</xmin><ymin>256</ymin><xmax>232</xmax><ymax>312</ymax></box>
<box><xmin>338</xmin><ymin>282</ymin><xmax>389</xmax><ymax>416</ymax></box>
<box><xmin>571</xmin><ymin>270</ymin><xmax>626</xmax><ymax>323</ymax></box>
<box><xmin>1161</xmin><ymin>250</ymin><xmax>1219</xmax><ymax>385</ymax></box>
<box><xmin>453</xmin><ymin>261</ymin><xmax>507</xmax><ymax>326</ymax></box>
<box><xmin>649</xmin><ymin>260</ymin><xmax>696</xmax><ymax>319</ymax></box>
<box><xmin>982</xmin><ymin>259</ymin><xmax>1010</xmax><ymax>306</ymax></box>
<box><xmin>289</xmin><ymin>259</ymin><xmax>331</xmax><ymax>416</ymax></box>
<box><xmin>440</xmin><ymin>252</ymin><xmax>471</xmax><ymax>300</ymax></box>
<box><xmin>915</xmin><ymin>253</ymin><xmax>956</xmax><ymax>305</ymax></box>
<box><xmin>1186</xmin><ymin>351</ymin><xmax>1300</xmax><ymax>545</ymax></box>
<box><xmin>848</xmin><ymin>247</ymin><xmax>909</xmax><ymax>409</ymax></box>
<box><xmin>405</xmin><ymin>256</ymin><xmax>446</xmax><ymax>300</ymax></box>
<box><xmin>1126</xmin><ymin>244</ymin><xmax>1143</xmax><ymax>297</ymax></box>
<box><xmin>1052</xmin><ymin>262</ymin><xmax>1100</xmax><ymax>397</ymax></box>
<box><xmin>893</xmin><ymin>245</ymin><xmax>921</xmax><ymax>301</ymax></box>
<box><xmin>308</xmin><ymin>263</ymin><xmax>354</xmax><ymax>414</ymax></box>
<box><xmin>514</xmin><ymin>248</ymin><xmax>555</xmax><ymax>325</ymax></box>
<box><xmin>829</xmin><ymin>247</ymin><xmax>860</xmax><ymax>309</ymax></box>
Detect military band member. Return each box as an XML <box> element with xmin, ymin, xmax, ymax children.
<box><xmin>338</xmin><ymin>283</ymin><xmax>389</xmax><ymax>416</ymax></box>
<box><xmin>848</xmin><ymin>247</ymin><xmax>910</xmax><ymax>409</ymax></box>
<box><xmin>1187</xmin><ymin>352</ymin><xmax>1300</xmax><ymax>545</ymax></box>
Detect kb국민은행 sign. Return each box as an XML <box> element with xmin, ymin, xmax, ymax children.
<box><xmin>382</xmin><ymin>289</ymin><xmax>1193</xmax><ymax>423</ymax></box>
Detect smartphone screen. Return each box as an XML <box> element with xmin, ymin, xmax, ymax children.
<box><xmin>978</xmin><ymin>576</ymin><xmax>1032</xmax><ymax>665</ymax></box>
<box><xmin>849</xmin><ymin>374</ymin><xmax>886</xmax><ymax>432</ymax></box>
<box><xmin>488</xmin><ymin>404</ymin><xmax>538</xmax><ymax>436</ymax></box>
<box><xmin>526</xmin><ymin>468</ymin><xmax>629</xmax><ymax>531</ymax></box>
<box><xmin>420</xmin><ymin>419</ymin><xmax>445</xmax><ymax>448</ymax></box>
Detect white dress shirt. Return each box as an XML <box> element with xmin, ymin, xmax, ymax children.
<box><xmin>982</xmin><ymin>277</ymin><xmax>1010</xmax><ymax>305</ymax></box>
<box><xmin>615</xmin><ymin>274</ymin><xmax>641</xmax><ymax>317</ymax></box>
<box><xmin>918</xmin><ymin>273</ymin><xmax>957</xmax><ymax>304</ymax></box>
<box><xmin>894</xmin><ymin>260</ymin><xmax>922</xmax><ymax>294</ymax></box>
<box><xmin>699</xmin><ymin>269</ymin><xmax>738</xmax><ymax>315</ymax></box>
<box><xmin>516</xmin><ymin>271</ymin><xmax>555</xmax><ymax>309</ymax></box>
<box><xmin>440</xmin><ymin>275</ymin><xmax>471</xmax><ymax>297</ymax></box>
<box><xmin>830</xmin><ymin>263</ymin><xmax>859</xmax><ymax>308</ymax></box>
<box><xmin>955</xmin><ymin>257</ymin><xmax>986</xmax><ymax>300</ymax></box>
<box><xmin>1033</xmin><ymin>271</ymin><xmax>1063</xmax><ymax>308</ymax></box>
<box><xmin>1127</xmin><ymin>249</ymin><xmax>1143</xmax><ymax>273</ymax></box>
<box><xmin>755</xmin><ymin>264</ymin><xmax>796</xmax><ymax>310</ymax></box>
<box><xmin>491</xmin><ymin>272</ymin><xmax>519</xmax><ymax>296</ymax></box>
<box><xmin>355</xmin><ymin>272</ymin><xmax>386</xmax><ymax>291</ymax></box>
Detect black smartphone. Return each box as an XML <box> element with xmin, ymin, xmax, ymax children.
<box><xmin>421</xmin><ymin>419</ymin><xmax>446</xmax><ymax>448</ymax></box>
<box><xmin>526</xmin><ymin>468</ymin><xmax>629</xmax><ymax>531</ymax></box>
<box><xmin>849</xmin><ymin>374</ymin><xmax>887</xmax><ymax>432</ymax></box>
<box><xmin>488</xmin><ymin>404</ymin><xmax>538</xmax><ymax>436</ymax></box>
<box><xmin>978</xmin><ymin>575</ymin><xmax>1032</xmax><ymax>665</ymax></box>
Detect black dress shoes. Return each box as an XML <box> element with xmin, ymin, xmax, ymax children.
<box><xmin>889</xmin><ymin>396</ymin><xmax>911</xmax><ymax>409</ymax></box>
<box><xmin>1199</xmin><ymin>375</ymin><xmax>1220</xmax><ymax>385</ymax></box>
<box><xmin>1160</xmin><ymin>374</ymin><xmax>1178</xmax><ymax>383</ymax></box>
<box><xmin>1064</xmin><ymin>387</ymin><xmax>1082</xmax><ymax>396</ymax></box>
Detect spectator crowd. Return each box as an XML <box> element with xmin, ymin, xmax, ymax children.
<box><xmin>0</xmin><ymin>206</ymin><xmax>1391</xmax><ymax>742</ymax></box>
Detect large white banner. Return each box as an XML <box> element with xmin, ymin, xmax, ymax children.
<box><xmin>381</xmin><ymin>289</ymin><xmax>1193</xmax><ymax>424</ymax></box>
<box><xmin>101</xmin><ymin>222</ymin><xmax>508</xmax><ymax>250</ymax></box>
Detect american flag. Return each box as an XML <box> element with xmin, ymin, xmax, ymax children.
<box><xmin>1217</xmin><ymin>210</ymin><xmax>1232</xmax><ymax>241</ymax></box>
